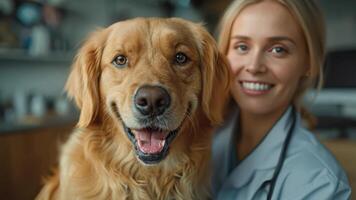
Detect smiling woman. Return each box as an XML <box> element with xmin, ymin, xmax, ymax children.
<box><xmin>212</xmin><ymin>0</ymin><xmax>351</xmax><ymax>199</ymax></box>
<box><xmin>227</xmin><ymin>0</ymin><xmax>308</xmax><ymax>122</ymax></box>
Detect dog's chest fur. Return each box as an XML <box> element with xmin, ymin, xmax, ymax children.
<box><xmin>56</xmin><ymin>127</ymin><xmax>212</xmax><ymax>200</ymax></box>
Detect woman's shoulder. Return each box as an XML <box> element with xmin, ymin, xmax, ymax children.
<box><xmin>276</xmin><ymin>127</ymin><xmax>351</xmax><ymax>199</ymax></box>
<box><xmin>289</xmin><ymin>126</ymin><xmax>347</xmax><ymax>176</ymax></box>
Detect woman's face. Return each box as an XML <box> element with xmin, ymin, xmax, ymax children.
<box><xmin>227</xmin><ymin>0</ymin><xmax>308</xmax><ymax>116</ymax></box>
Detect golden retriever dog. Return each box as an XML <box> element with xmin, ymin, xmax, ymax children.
<box><xmin>36</xmin><ymin>17</ymin><xmax>230</xmax><ymax>200</ymax></box>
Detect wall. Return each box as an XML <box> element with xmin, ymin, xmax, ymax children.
<box><xmin>320</xmin><ymin>0</ymin><xmax>356</xmax><ymax>50</ymax></box>
<box><xmin>0</xmin><ymin>0</ymin><xmax>203</xmax><ymax>103</ymax></box>
<box><xmin>0</xmin><ymin>59</ymin><xmax>70</xmax><ymax>101</ymax></box>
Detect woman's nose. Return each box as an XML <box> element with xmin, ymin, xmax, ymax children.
<box><xmin>246</xmin><ymin>52</ymin><xmax>267</xmax><ymax>74</ymax></box>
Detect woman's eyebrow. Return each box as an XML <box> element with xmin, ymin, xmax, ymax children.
<box><xmin>230</xmin><ymin>35</ymin><xmax>250</xmax><ymax>40</ymax></box>
<box><xmin>267</xmin><ymin>36</ymin><xmax>296</xmax><ymax>46</ymax></box>
<box><xmin>230</xmin><ymin>35</ymin><xmax>296</xmax><ymax>45</ymax></box>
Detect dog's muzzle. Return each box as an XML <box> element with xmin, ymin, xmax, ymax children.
<box><xmin>111</xmin><ymin>85</ymin><xmax>190</xmax><ymax>165</ymax></box>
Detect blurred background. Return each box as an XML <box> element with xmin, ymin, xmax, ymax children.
<box><xmin>0</xmin><ymin>0</ymin><xmax>355</xmax><ymax>199</ymax></box>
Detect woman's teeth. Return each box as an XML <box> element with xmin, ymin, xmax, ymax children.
<box><xmin>241</xmin><ymin>82</ymin><xmax>272</xmax><ymax>91</ymax></box>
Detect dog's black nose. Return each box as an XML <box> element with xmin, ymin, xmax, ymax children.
<box><xmin>134</xmin><ymin>85</ymin><xmax>170</xmax><ymax>116</ymax></box>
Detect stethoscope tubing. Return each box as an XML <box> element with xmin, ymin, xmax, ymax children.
<box><xmin>266</xmin><ymin>106</ymin><xmax>297</xmax><ymax>200</ymax></box>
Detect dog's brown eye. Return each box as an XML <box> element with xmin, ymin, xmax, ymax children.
<box><xmin>175</xmin><ymin>52</ymin><xmax>188</xmax><ymax>65</ymax></box>
<box><xmin>112</xmin><ymin>55</ymin><xmax>128</xmax><ymax>67</ymax></box>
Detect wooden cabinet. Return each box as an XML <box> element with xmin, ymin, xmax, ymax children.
<box><xmin>322</xmin><ymin>139</ymin><xmax>356</xmax><ymax>200</ymax></box>
<box><xmin>0</xmin><ymin>125</ymin><xmax>73</xmax><ymax>200</ymax></box>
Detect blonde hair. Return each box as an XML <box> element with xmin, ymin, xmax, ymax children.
<box><xmin>217</xmin><ymin>0</ymin><xmax>326</xmax><ymax>108</ymax></box>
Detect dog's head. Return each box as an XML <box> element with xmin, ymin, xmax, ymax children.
<box><xmin>65</xmin><ymin>18</ymin><xmax>230</xmax><ymax>165</ymax></box>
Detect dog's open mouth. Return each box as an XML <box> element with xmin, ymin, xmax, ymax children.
<box><xmin>132</xmin><ymin>128</ymin><xmax>169</xmax><ymax>154</ymax></box>
<box><xmin>123</xmin><ymin>124</ymin><xmax>180</xmax><ymax>164</ymax></box>
<box><xmin>111</xmin><ymin>101</ymin><xmax>191</xmax><ymax>164</ymax></box>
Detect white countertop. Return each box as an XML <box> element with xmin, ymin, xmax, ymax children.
<box><xmin>305</xmin><ymin>89</ymin><xmax>356</xmax><ymax>118</ymax></box>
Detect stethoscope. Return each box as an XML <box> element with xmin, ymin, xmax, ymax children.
<box><xmin>263</xmin><ymin>106</ymin><xmax>297</xmax><ymax>200</ymax></box>
<box><xmin>231</xmin><ymin>106</ymin><xmax>297</xmax><ymax>199</ymax></box>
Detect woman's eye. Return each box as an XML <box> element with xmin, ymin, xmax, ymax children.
<box><xmin>269</xmin><ymin>46</ymin><xmax>287</xmax><ymax>54</ymax></box>
<box><xmin>234</xmin><ymin>44</ymin><xmax>249</xmax><ymax>53</ymax></box>
<box><xmin>112</xmin><ymin>55</ymin><xmax>128</xmax><ymax>67</ymax></box>
<box><xmin>175</xmin><ymin>52</ymin><xmax>189</xmax><ymax>65</ymax></box>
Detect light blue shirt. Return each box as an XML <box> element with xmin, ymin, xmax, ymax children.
<box><xmin>212</xmin><ymin>106</ymin><xmax>351</xmax><ymax>200</ymax></box>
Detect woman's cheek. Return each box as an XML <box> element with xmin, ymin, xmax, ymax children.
<box><xmin>227</xmin><ymin>54</ymin><xmax>241</xmax><ymax>75</ymax></box>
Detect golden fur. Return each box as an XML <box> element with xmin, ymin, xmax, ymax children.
<box><xmin>36</xmin><ymin>17</ymin><xmax>231</xmax><ymax>200</ymax></box>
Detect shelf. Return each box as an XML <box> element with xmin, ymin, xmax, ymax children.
<box><xmin>0</xmin><ymin>48</ymin><xmax>74</xmax><ymax>64</ymax></box>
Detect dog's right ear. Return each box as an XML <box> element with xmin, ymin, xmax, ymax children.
<box><xmin>65</xmin><ymin>28</ymin><xmax>108</xmax><ymax>128</ymax></box>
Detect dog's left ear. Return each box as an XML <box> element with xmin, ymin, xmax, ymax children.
<box><xmin>193</xmin><ymin>24</ymin><xmax>232</xmax><ymax>126</ymax></box>
<box><xmin>65</xmin><ymin>28</ymin><xmax>108</xmax><ymax>127</ymax></box>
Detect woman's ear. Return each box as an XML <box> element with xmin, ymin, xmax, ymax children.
<box><xmin>194</xmin><ymin>24</ymin><xmax>232</xmax><ymax>126</ymax></box>
<box><xmin>65</xmin><ymin>28</ymin><xmax>108</xmax><ymax>127</ymax></box>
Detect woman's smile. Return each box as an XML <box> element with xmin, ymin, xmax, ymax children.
<box><xmin>239</xmin><ymin>80</ymin><xmax>274</xmax><ymax>96</ymax></box>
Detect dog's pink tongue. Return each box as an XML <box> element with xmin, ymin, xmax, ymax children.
<box><xmin>133</xmin><ymin>130</ymin><xmax>167</xmax><ymax>154</ymax></box>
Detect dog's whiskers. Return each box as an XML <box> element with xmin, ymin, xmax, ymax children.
<box><xmin>161</xmin><ymin>119</ymin><xmax>170</xmax><ymax>132</ymax></box>
<box><xmin>137</xmin><ymin>117</ymin><xmax>170</xmax><ymax>131</ymax></box>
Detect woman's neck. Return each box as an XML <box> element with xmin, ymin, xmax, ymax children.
<box><xmin>236</xmin><ymin>107</ymin><xmax>288</xmax><ymax>161</ymax></box>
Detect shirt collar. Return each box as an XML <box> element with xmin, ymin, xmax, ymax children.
<box><xmin>225</xmin><ymin>106</ymin><xmax>294</xmax><ymax>188</ymax></box>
